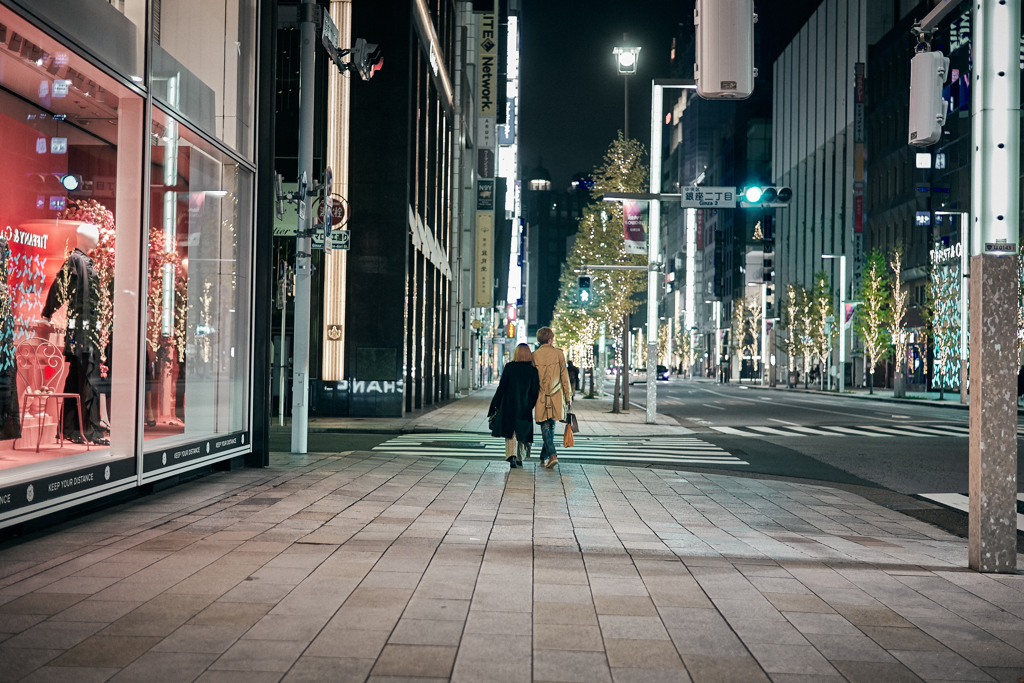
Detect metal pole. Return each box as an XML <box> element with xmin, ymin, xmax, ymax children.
<box><xmin>968</xmin><ymin>0</ymin><xmax>1020</xmax><ymax>573</ymax></box>
<box><xmin>839</xmin><ymin>255</ymin><xmax>846</xmax><ymax>394</ymax></box>
<box><xmin>622</xmin><ymin>316</ymin><xmax>629</xmax><ymax>410</ymax></box>
<box><xmin>279</xmin><ymin>269</ymin><xmax>287</xmax><ymax>426</ymax></box>
<box><xmin>624</xmin><ymin>76</ymin><xmax>629</xmax><ymax>141</ymax></box>
<box><xmin>645</xmin><ymin>82</ymin><xmax>663</xmax><ymax>424</ymax></box>
<box><xmin>760</xmin><ymin>283</ymin><xmax>767</xmax><ymax>385</ymax></box>
<box><xmin>960</xmin><ymin>212</ymin><xmax>969</xmax><ymax>405</ymax></box>
<box><xmin>290</xmin><ymin>0</ymin><xmax>316</xmax><ymax>454</ymax></box>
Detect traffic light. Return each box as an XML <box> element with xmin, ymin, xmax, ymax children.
<box><xmin>577</xmin><ymin>275</ymin><xmax>592</xmax><ymax>306</ymax></box>
<box><xmin>739</xmin><ymin>186</ymin><xmax>793</xmax><ymax>208</ymax></box>
<box><xmin>350</xmin><ymin>38</ymin><xmax>383</xmax><ymax>81</ymax></box>
<box><xmin>908</xmin><ymin>50</ymin><xmax>949</xmax><ymax>147</ymax></box>
<box><xmin>694</xmin><ymin>0</ymin><xmax>757</xmax><ymax>100</ymax></box>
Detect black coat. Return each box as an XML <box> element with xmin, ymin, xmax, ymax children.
<box><xmin>489</xmin><ymin>361</ymin><xmax>540</xmax><ymax>442</ymax></box>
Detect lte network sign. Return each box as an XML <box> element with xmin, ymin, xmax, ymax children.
<box><xmin>680</xmin><ymin>186</ymin><xmax>736</xmax><ymax>208</ymax></box>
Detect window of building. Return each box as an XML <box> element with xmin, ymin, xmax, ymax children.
<box><xmin>0</xmin><ymin>5</ymin><xmax>144</xmax><ymax>479</ymax></box>
<box><xmin>144</xmin><ymin>108</ymin><xmax>253</xmax><ymax>449</ymax></box>
<box><xmin>152</xmin><ymin>0</ymin><xmax>257</xmax><ymax>158</ymax></box>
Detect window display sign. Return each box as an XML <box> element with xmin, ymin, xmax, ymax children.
<box><xmin>142</xmin><ymin>430</ymin><xmax>250</xmax><ymax>476</ymax></box>
<box><xmin>0</xmin><ymin>457</ymin><xmax>135</xmax><ymax>522</ymax></box>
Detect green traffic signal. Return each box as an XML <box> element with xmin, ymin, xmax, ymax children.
<box><xmin>577</xmin><ymin>275</ymin><xmax>592</xmax><ymax>306</ymax></box>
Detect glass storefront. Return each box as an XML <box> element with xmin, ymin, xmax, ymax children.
<box><xmin>0</xmin><ymin>0</ymin><xmax>256</xmax><ymax>525</ymax></box>
<box><xmin>144</xmin><ymin>108</ymin><xmax>252</xmax><ymax>450</ymax></box>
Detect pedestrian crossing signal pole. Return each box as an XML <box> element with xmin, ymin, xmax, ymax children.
<box><xmin>966</xmin><ymin>0</ymin><xmax>1020</xmax><ymax>573</ymax></box>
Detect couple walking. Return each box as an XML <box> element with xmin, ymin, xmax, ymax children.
<box><xmin>488</xmin><ymin>326</ymin><xmax>573</xmax><ymax>469</ymax></box>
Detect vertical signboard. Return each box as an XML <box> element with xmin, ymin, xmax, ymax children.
<box><xmin>622</xmin><ymin>200</ymin><xmax>648</xmax><ymax>255</ymax></box>
<box><xmin>475</xmin><ymin>181</ymin><xmax>494</xmax><ymax>307</ymax></box>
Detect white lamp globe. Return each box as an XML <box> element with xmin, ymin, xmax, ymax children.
<box><xmin>617</xmin><ymin>51</ymin><xmax>636</xmax><ymax>68</ymax></box>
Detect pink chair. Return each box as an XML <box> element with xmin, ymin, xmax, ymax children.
<box><xmin>15</xmin><ymin>338</ymin><xmax>87</xmax><ymax>453</ymax></box>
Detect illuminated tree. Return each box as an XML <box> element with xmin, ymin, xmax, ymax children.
<box><xmin>810</xmin><ymin>270</ymin><xmax>834</xmax><ymax>390</ymax></box>
<box><xmin>924</xmin><ymin>262</ymin><xmax>960</xmax><ymax>399</ymax></box>
<box><xmin>888</xmin><ymin>247</ymin><xmax>909</xmax><ymax>397</ymax></box>
<box><xmin>854</xmin><ymin>249</ymin><xmax>891</xmax><ymax>394</ymax></box>
<box><xmin>552</xmin><ymin>133</ymin><xmax>648</xmax><ymax>363</ymax></box>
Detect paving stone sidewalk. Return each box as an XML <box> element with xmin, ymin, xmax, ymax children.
<box><xmin>295</xmin><ymin>387</ymin><xmax>689</xmax><ymax>437</ymax></box>
<box><xmin>1</xmin><ymin>451</ymin><xmax>1024</xmax><ymax>683</ymax></box>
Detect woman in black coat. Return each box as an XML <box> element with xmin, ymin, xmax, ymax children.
<box><xmin>489</xmin><ymin>343</ymin><xmax>540</xmax><ymax>468</ymax></box>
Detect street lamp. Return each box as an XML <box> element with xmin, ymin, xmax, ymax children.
<box><xmin>822</xmin><ymin>254</ymin><xmax>847</xmax><ymax>394</ymax></box>
<box><xmin>612</xmin><ymin>39</ymin><xmax>640</xmax><ymax>139</ymax></box>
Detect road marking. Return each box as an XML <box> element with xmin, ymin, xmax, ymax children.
<box><xmin>919</xmin><ymin>493</ymin><xmax>1024</xmax><ymax>531</ymax></box>
<box><xmin>703</xmin><ymin>404</ymin><xmax>726</xmax><ymax>410</ymax></box>
<box><xmin>768</xmin><ymin>419</ymin><xmax>800</xmax><ymax>426</ymax></box>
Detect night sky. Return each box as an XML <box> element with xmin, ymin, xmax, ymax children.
<box><xmin>519</xmin><ymin>0</ymin><xmax>824</xmax><ymax>192</ymax></box>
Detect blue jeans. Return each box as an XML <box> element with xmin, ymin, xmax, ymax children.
<box><xmin>539</xmin><ymin>419</ymin><xmax>557</xmax><ymax>460</ymax></box>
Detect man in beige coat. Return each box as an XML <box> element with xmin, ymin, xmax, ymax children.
<box><xmin>534</xmin><ymin>326</ymin><xmax>573</xmax><ymax>468</ymax></box>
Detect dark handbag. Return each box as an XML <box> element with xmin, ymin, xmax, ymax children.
<box><xmin>565</xmin><ymin>410</ymin><xmax>579</xmax><ymax>434</ymax></box>
<box><xmin>488</xmin><ymin>407</ymin><xmax>502</xmax><ymax>437</ymax></box>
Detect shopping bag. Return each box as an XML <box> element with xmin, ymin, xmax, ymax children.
<box><xmin>488</xmin><ymin>407</ymin><xmax>502</xmax><ymax>438</ymax></box>
<box><xmin>563</xmin><ymin>423</ymin><xmax>574</xmax><ymax>448</ymax></box>
<box><xmin>565</xmin><ymin>411</ymin><xmax>580</xmax><ymax>434</ymax></box>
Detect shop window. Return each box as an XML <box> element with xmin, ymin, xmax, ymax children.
<box><xmin>0</xmin><ymin>5</ymin><xmax>143</xmax><ymax>477</ymax></box>
<box><xmin>152</xmin><ymin>0</ymin><xmax>257</xmax><ymax>159</ymax></box>
<box><xmin>145</xmin><ymin>108</ymin><xmax>252</xmax><ymax>449</ymax></box>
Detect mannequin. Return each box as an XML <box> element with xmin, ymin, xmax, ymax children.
<box><xmin>38</xmin><ymin>223</ymin><xmax>108</xmax><ymax>446</ymax></box>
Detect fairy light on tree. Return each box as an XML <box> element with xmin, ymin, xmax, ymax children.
<box><xmin>888</xmin><ymin>247</ymin><xmax>909</xmax><ymax>398</ymax></box>
<box><xmin>552</xmin><ymin>134</ymin><xmax>648</xmax><ymax>359</ymax></box>
<box><xmin>854</xmin><ymin>249</ymin><xmax>891</xmax><ymax>394</ymax></box>
<box><xmin>810</xmin><ymin>271</ymin><xmax>833</xmax><ymax>391</ymax></box>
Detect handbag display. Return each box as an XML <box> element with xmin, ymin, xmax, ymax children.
<box><xmin>563</xmin><ymin>422</ymin><xmax>574</xmax><ymax>448</ymax></box>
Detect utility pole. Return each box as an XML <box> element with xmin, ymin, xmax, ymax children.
<box><xmin>967</xmin><ymin>0</ymin><xmax>1019</xmax><ymax>573</ymax></box>
<box><xmin>290</xmin><ymin>0</ymin><xmax>316</xmax><ymax>454</ymax></box>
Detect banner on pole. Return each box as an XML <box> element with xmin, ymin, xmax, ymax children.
<box><xmin>622</xmin><ymin>200</ymin><xmax>648</xmax><ymax>255</ymax></box>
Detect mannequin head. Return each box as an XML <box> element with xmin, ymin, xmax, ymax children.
<box><xmin>76</xmin><ymin>223</ymin><xmax>99</xmax><ymax>252</ymax></box>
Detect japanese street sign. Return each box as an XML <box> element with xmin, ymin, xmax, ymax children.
<box><xmin>680</xmin><ymin>186</ymin><xmax>736</xmax><ymax>209</ymax></box>
<box><xmin>312</xmin><ymin>229</ymin><xmax>350</xmax><ymax>251</ymax></box>
<box><xmin>315</xmin><ymin>194</ymin><xmax>349</xmax><ymax>226</ymax></box>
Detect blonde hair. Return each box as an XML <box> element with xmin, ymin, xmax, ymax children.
<box><xmin>514</xmin><ymin>343</ymin><xmax>534</xmax><ymax>364</ymax></box>
<box><xmin>536</xmin><ymin>327</ymin><xmax>554</xmax><ymax>345</ymax></box>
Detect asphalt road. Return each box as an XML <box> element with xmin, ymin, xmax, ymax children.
<box><xmin>625</xmin><ymin>378</ymin><xmax>1021</xmax><ymax>495</ymax></box>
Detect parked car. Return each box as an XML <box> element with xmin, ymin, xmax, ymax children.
<box><xmin>657</xmin><ymin>365</ymin><xmax>670</xmax><ymax>380</ymax></box>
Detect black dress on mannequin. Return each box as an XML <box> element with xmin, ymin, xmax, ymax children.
<box><xmin>0</xmin><ymin>239</ymin><xmax>20</xmax><ymax>439</ymax></box>
<box><xmin>42</xmin><ymin>248</ymin><xmax>106</xmax><ymax>445</ymax></box>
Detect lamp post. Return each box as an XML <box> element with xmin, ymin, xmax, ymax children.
<box><xmin>613</xmin><ymin>38</ymin><xmax>640</xmax><ymax>412</ymax></box>
<box><xmin>822</xmin><ymin>254</ymin><xmax>847</xmax><ymax>394</ymax></box>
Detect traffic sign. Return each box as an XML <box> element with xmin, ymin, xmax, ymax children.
<box><xmin>315</xmin><ymin>194</ymin><xmax>349</xmax><ymax>226</ymax></box>
<box><xmin>312</xmin><ymin>228</ymin><xmax>350</xmax><ymax>251</ymax></box>
<box><xmin>680</xmin><ymin>186</ymin><xmax>736</xmax><ymax>208</ymax></box>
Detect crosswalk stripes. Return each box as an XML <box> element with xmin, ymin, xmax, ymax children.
<box><xmin>918</xmin><ymin>493</ymin><xmax>1024</xmax><ymax>531</ymax></box>
<box><xmin>710</xmin><ymin>423</ymin><xmax>985</xmax><ymax>438</ymax></box>
<box><xmin>372</xmin><ymin>433</ymin><xmax>749</xmax><ymax>466</ymax></box>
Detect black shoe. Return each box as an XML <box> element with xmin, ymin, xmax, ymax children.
<box><xmin>508</xmin><ymin>457</ymin><xmax>516</xmax><ymax>469</ymax></box>
<box><xmin>91</xmin><ymin>436</ymin><xmax>110</xmax><ymax>446</ymax></box>
<box><xmin>516</xmin><ymin>454</ymin><xmax>523</xmax><ymax>466</ymax></box>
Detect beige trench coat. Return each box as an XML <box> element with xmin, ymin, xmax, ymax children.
<box><xmin>534</xmin><ymin>344</ymin><xmax>573</xmax><ymax>423</ymax></box>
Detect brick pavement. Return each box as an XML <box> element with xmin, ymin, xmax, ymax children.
<box><xmin>0</xmin><ymin>450</ymin><xmax>1022</xmax><ymax>682</ymax></box>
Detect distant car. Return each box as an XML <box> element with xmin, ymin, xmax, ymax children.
<box><xmin>657</xmin><ymin>365</ymin><xmax>670</xmax><ymax>380</ymax></box>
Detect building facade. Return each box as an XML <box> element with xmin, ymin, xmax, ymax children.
<box><xmin>0</xmin><ymin>0</ymin><xmax>270</xmax><ymax>531</ymax></box>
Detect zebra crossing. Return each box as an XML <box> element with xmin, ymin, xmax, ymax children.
<box><xmin>709</xmin><ymin>422</ymin><xmax>994</xmax><ymax>438</ymax></box>
<box><xmin>918</xmin><ymin>493</ymin><xmax>1024</xmax><ymax>531</ymax></box>
<box><xmin>372</xmin><ymin>433</ymin><xmax>748</xmax><ymax>466</ymax></box>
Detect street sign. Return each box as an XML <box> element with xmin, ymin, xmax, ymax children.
<box><xmin>321</xmin><ymin>9</ymin><xmax>341</xmax><ymax>69</ymax></box>
<box><xmin>324</xmin><ymin>167</ymin><xmax>333</xmax><ymax>254</ymax></box>
<box><xmin>312</xmin><ymin>229</ymin><xmax>350</xmax><ymax>251</ymax></box>
<box><xmin>680</xmin><ymin>186</ymin><xmax>736</xmax><ymax>208</ymax></box>
<box><xmin>315</xmin><ymin>194</ymin><xmax>349</xmax><ymax>226</ymax></box>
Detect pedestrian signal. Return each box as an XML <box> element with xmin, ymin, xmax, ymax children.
<box><xmin>577</xmin><ymin>275</ymin><xmax>592</xmax><ymax>305</ymax></box>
